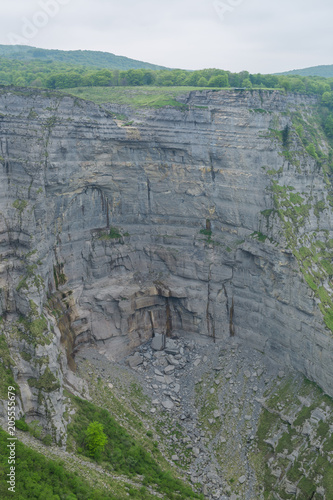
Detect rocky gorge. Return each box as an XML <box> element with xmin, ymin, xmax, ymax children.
<box><xmin>0</xmin><ymin>86</ymin><xmax>333</xmax><ymax>498</ymax></box>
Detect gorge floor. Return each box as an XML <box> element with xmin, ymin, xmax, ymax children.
<box><xmin>74</xmin><ymin>337</ymin><xmax>308</xmax><ymax>500</ymax></box>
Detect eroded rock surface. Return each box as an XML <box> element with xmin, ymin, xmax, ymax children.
<box><xmin>0</xmin><ymin>87</ymin><xmax>332</xmax><ymax>437</ymax></box>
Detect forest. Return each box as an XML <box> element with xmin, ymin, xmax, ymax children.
<box><xmin>1</xmin><ymin>56</ymin><xmax>333</xmax><ymax>139</ymax></box>
<box><xmin>1</xmin><ymin>56</ymin><xmax>333</xmax><ymax>96</ymax></box>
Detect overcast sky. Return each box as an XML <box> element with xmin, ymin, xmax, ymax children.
<box><xmin>1</xmin><ymin>0</ymin><xmax>332</xmax><ymax>74</ymax></box>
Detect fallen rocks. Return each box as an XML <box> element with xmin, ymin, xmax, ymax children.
<box><xmin>124</xmin><ymin>336</ymin><xmax>290</xmax><ymax>498</ymax></box>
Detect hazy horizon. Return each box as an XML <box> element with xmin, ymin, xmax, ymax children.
<box><xmin>0</xmin><ymin>0</ymin><xmax>332</xmax><ymax>74</ymax></box>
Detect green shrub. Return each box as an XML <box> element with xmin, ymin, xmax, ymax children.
<box><xmin>85</xmin><ymin>421</ymin><xmax>107</xmax><ymax>459</ymax></box>
<box><xmin>306</xmin><ymin>143</ymin><xmax>318</xmax><ymax>159</ymax></box>
<box><xmin>109</xmin><ymin>227</ymin><xmax>122</xmax><ymax>239</ymax></box>
<box><xmin>15</xmin><ymin>419</ymin><xmax>29</xmax><ymax>432</ymax></box>
<box><xmin>199</xmin><ymin>229</ymin><xmax>212</xmax><ymax>237</ymax></box>
<box><xmin>42</xmin><ymin>434</ymin><xmax>53</xmax><ymax>446</ymax></box>
<box><xmin>28</xmin><ymin>420</ymin><xmax>42</xmax><ymax>439</ymax></box>
<box><xmin>12</xmin><ymin>199</ymin><xmax>28</xmax><ymax>213</ymax></box>
<box><xmin>28</xmin><ymin>367</ymin><xmax>60</xmax><ymax>393</ymax></box>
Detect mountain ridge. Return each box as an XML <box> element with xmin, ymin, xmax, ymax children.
<box><xmin>277</xmin><ymin>63</ymin><xmax>333</xmax><ymax>78</ymax></box>
<box><xmin>0</xmin><ymin>44</ymin><xmax>169</xmax><ymax>70</ymax></box>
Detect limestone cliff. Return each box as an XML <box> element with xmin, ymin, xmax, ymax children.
<box><xmin>0</xmin><ymin>87</ymin><xmax>332</xmax><ymax>438</ymax></box>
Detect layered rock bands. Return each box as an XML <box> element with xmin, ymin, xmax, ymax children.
<box><xmin>0</xmin><ymin>88</ymin><xmax>332</xmax><ymax>435</ymax></box>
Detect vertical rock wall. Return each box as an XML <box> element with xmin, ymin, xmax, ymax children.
<box><xmin>0</xmin><ymin>87</ymin><xmax>332</xmax><ymax>434</ymax></box>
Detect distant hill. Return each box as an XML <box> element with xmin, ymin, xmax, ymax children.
<box><xmin>277</xmin><ymin>64</ymin><xmax>333</xmax><ymax>78</ymax></box>
<box><xmin>0</xmin><ymin>45</ymin><xmax>169</xmax><ymax>71</ymax></box>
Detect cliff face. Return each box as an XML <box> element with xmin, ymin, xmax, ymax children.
<box><xmin>0</xmin><ymin>87</ymin><xmax>332</xmax><ymax>437</ymax></box>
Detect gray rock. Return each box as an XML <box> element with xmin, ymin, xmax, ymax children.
<box><xmin>284</xmin><ymin>481</ymin><xmax>297</xmax><ymax>494</ymax></box>
<box><xmin>154</xmin><ymin>351</ymin><xmax>166</xmax><ymax>359</ymax></box>
<box><xmin>164</xmin><ymin>365</ymin><xmax>175</xmax><ymax>374</ymax></box>
<box><xmin>128</xmin><ymin>353</ymin><xmax>143</xmax><ymax>368</ymax></box>
<box><xmin>152</xmin><ymin>334</ymin><xmax>166</xmax><ymax>351</ymax></box>
<box><xmin>166</xmin><ymin>355</ymin><xmax>179</xmax><ymax>365</ymax></box>
<box><xmin>165</xmin><ymin>348</ymin><xmax>179</xmax><ymax>356</ymax></box>
<box><xmin>162</xmin><ymin>400</ymin><xmax>174</xmax><ymax>410</ymax></box>
<box><xmin>165</xmin><ymin>339</ymin><xmax>178</xmax><ymax>350</ymax></box>
<box><xmin>173</xmin><ymin>383</ymin><xmax>181</xmax><ymax>393</ymax></box>
<box><xmin>164</xmin><ymin>375</ymin><xmax>174</xmax><ymax>385</ymax></box>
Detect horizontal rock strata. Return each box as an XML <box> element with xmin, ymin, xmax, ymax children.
<box><xmin>0</xmin><ymin>87</ymin><xmax>332</xmax><ymax>433</ymax></box>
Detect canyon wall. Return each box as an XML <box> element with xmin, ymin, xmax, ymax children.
<box><xmin>0</xmin><ymin>87</ymin><xmax>332</xmax><ymax>436</ymax></box>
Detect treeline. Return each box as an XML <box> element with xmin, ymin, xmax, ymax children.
<box><xmin>1</xmin><ymin>57</ymin><xmax>333</xmax><ymax>97</ymax></box>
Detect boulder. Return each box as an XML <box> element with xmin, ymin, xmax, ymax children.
<box><xmin>162</xmin><ymin>400</ymin><xmax>174</xmax><ymax>410</ymax></box>
<box><xmin>128</xmin><ymin>353</ymin><xmax>143</xmax><ymax>368</ymax></box>
<box><xmin>152</xmin><ymin>333</ymin><xmax>166</xmax><ymax>351</ymax></box>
